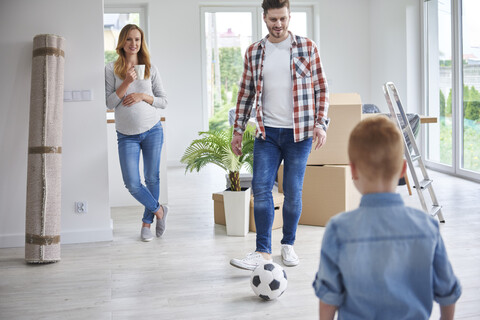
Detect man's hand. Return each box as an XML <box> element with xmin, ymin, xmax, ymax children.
<box><xmin>313</xmin><ymin>127</ymin><xmax>327</xmax><ymax>150</ymax></box>
<box><xmin>231</xmin><ymin>134</ymin><xmax>243</xmax><ymax>156</ymax></box>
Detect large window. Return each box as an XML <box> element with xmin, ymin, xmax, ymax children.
<box><xmin>424</xmin><ymin>0</ymin><xmax>480</xmax><ymax>181</ymax></box>
<box><xmin>201</xmin><ymin>4</ymin><xmax>317</xmax><ymax>130</ymax></box>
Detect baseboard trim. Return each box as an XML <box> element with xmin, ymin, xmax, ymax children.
<box><xmin>0</xmin><ymin>227</ymin><xmax>113</xmax><ymax>248</ymax></box>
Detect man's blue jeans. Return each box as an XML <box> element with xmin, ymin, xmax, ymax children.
<box><xmin>252</xmin><ymin>127</ymin><xmax>312</xmax><ymax>254</ymax></box>
<box><xmin>117</xmin><ymin>121</ymin><xmax>163</xmax><ymax>224</ymax></box>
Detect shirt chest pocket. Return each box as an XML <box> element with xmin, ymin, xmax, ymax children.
<box><xmin>293</xmin><ymin>56</ymin><xmax>311</xmax><ymax>78</ymax></box>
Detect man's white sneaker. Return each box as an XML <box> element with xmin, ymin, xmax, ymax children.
<box><xmin>281</xmin><ymin>244</ymin><xmax>299</xmax><ymax>267</ymax></box>
<box><xmin>230</xmin><ymin>252</ymin><xmax>273</xmax><ymax>271</ymax></box>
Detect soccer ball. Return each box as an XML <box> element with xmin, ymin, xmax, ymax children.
<box><xmin>250</xmin><ymin>262</ymin><xmax>288</xmax><ymax>300</ymax></box>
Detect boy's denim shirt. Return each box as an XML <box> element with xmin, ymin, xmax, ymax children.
<box><xmin>313</xmin><ymin>193</ymin><xmax>462</xmax><ymax>319</ymax></box>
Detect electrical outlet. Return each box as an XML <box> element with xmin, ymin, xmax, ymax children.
<box><xmin>75</xmin><ymin>201</ymin><xmax>88</xmax><ymax>213</ymax></box>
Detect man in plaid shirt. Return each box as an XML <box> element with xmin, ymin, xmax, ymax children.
<box><xmin>230</xmin><ymin>0</ymin><xmax>329</xmax><ymax>271</ymax></box>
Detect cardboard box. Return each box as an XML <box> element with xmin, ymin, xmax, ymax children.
<box><xmin>212</xmin><ymin>191</ymin><xmax>284</xmax><ymax>232</ymax></box>
<box><xmin>278</xmin><ymin>164</ymin><xmax>362</xmax><ymax>227</ymax></box>
<box><xmin>307</xmin><ymin>93</ymin><xmax>363</xmax><ymax>165</ymax></box>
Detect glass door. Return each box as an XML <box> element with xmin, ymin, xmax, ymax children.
<box><xmin>424</xmin><ymin>0</ymin><xmax>480</xmax><ymax>181</ymax></box>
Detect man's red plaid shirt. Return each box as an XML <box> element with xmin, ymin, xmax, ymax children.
<box><xmin>233</xmin><ymin>32</ymin><xmax>329</xmax><ymax>142</ymax></box>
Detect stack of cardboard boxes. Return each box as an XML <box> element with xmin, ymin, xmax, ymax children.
<box><xmin>212</xmin><ymin>93</ymin><xmax>364</xmax><ymax>231</ymax></box>
<box><xmin>278</xmin><ymin>93</ymin><xmax>363</xmax><ymax>227</ymax></box>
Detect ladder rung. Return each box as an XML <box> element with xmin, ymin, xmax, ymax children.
<box><xmin>410</xmin><ymin>154</ymin><xmax>421</xmax><ymax>162</ymax></box>
<box><xmin>429</xmin><ymin>205</ymin><xmax>442</xmax><ymax>217</ymax></box>
<box><xmin>420</xmin><ymin>179</ymin><xmax>433</xmax><ymax>189</ymax></box>
<box><xmin>413</xmin><ymin>179</ymin><xmax>433</xmax><ymax>190</ymax></box>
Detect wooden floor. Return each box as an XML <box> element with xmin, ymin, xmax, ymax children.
<box><xmin>0</xmin><ymin>165</ymin><xmax>479</xmax><ymax>319</ymax></box>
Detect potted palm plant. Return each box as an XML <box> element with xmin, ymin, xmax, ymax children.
<box><xmin>181</xmin><ymin>126</ymin><xmax>255</xmax><ymax>236</ymax></box>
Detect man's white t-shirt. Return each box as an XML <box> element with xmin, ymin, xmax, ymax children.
<box><xmin>262</xmin><ymin>35</ymin><xmax>294</xmax><ymax>128</ymax></box>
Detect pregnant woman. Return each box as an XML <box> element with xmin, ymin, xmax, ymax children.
<box><xmin>105</xmin><ymin>24</ymin><xmax>168</xmax><ymax>242</ymax></box>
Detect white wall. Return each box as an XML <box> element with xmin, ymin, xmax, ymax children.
<box><xmin>369</xmin><ymin>0</ymin><xmax>423</xmax><ymax>113</ymax></box>
<box><xmin>319</xmin><ymin>0</ymin><xmax>371</xmax><ymax>103</ymax></box>
<box><xmin>406</xmin><ymin>0</ymin><xmax>423</xmax><ymax>115</ymax></box>
<box><xmin>0</xmin><ymin>0</ymin><xmax>112</xmax><ymax>247</ymax></box>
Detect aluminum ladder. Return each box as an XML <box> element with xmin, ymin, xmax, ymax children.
<box><xmin>383</xmin><ymin>82</ymin><xmax>445</xmax><ymax>223</ymax></box>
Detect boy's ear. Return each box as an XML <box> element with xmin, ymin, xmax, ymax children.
<box><xmin>400</xmin><ymin>159</ymin><xmax>407</xmax><ymax>178</ymax></box>
<box><xmin>350</xmin><ymin>162</ymin><xmax>358</xmax><ymax>180</ymax></box>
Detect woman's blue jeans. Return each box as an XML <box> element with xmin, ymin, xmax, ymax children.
<box><xmin>117</xmin><ymin>121</ymin><xmax>163</xmax><ymax>224</ymax></box>
<box><xmin>252</xmin><ymin>127</ymin><xmax>312</xmax><ymax>254</ymax></box>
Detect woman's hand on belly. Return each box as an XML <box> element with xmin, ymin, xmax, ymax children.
<box><xmin>123</xmin><ymin>93</ymin><xmax>146</xmax><ymax>107</ymax></box>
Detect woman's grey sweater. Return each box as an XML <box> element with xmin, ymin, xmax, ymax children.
<box><xmin>105</xmin><ymin>62</ymin><xmax>167</xmax><ymax>135</ymax></box>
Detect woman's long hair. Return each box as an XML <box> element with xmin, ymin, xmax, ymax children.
<box><xmin>114</xmin><ymin>24</ymin><xmax>151</xmax><ymax>80</ymax></box>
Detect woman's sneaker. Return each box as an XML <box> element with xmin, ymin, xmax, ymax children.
<box><xmin>230</xmin><ymin>252</ymin><xmax>272</xmax><ymax>271</ymax></box>
<box><xmin>140</xmin><ymin>227</ymin><xmax>154</xmax><ymax>242</ymax></box>
<box><xmin>156</xmin><ymin>205</ymin><xmax>168</xmax><ymax>237</ymax></box>
<box><xmin>281</xmin><ymin>244</ymin><xmax>299</xmax><ymax>266</ymax></box>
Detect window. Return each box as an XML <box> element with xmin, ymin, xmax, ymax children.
<box><xmin>200</xmin><ymin>4</ymin><xmax>317</xmax><ymax>130</ymax></box>
<box><xmin>202</xmin><ymin>9</ymin><xmax>255</xmax><ymax>131</ymax></box>
<box><xmin>103</xmin><ymin>6</ymin><xmax>147</xmax><ymax>64</ymax></box>
<box><xmin>423</xmin><ymin>0</ymin><xmax>480</xmax><ymax>181</ymax></box>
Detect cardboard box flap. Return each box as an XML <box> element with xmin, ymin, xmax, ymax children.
<box><xmin>212</xmin><ymin>192</ymin><xmax>223</xmax><ymax>202</ymax></box>
<box><xmin>329</xmin><ymin>93</ymin><xmax>362</xmax><ymax>106</ymax></box>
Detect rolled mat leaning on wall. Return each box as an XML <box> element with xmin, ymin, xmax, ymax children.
<box><xmin>25</xmin><ymin>34</ymin><xmax>65</xmax><ymax>263</ymax></box>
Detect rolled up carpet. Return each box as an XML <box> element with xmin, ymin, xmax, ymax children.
<box><xmin>25</xmin><ymin>34</ymin><xmax>65</xmax><ymax>264</ymax></box>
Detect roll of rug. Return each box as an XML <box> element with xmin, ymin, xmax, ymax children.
<box><xmin>25</xmin><ymin>34</ymin><xmax>65</xmax><ymax>263</ymax></box>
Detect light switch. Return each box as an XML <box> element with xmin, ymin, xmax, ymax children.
<box><xmin>72</xmin><ymin>91</ymin><xmax>82</xmax><ymax>101</ymax></box>
<box><xmin>64</xmin><ymin>91</ymin><xmax>72</xmax><ymax>101</ymax></box>
<box><xmin>81</xmin><ymin>90</ymin><xmax>93</xmax><ymax>101</ymax></box>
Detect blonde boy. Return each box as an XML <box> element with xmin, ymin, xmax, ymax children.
<box><xmin>313</xmin><ymin>117</ymin><xmax>461</xmax><ymax>319</ymax></box>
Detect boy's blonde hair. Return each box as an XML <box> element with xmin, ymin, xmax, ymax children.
<box><xmin>348</xmin><ymin>116</ymin><xmax>404</xmax><ymax>182</ymax></box>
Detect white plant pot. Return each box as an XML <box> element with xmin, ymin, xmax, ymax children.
<box><xmin>223</xmin><ymin>188</ymin><xmax>251</xmax><ymax>236</ymax></box>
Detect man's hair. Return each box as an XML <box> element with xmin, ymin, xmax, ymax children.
<box><xmin>348</xmin><ymin>116</ymin><xmax>404</xmax><ymax>182</ymax></box>
<box><xmin>262</xmin><ymin>0</ymin><xmax>290</xmax><ymax>14</ymax></box>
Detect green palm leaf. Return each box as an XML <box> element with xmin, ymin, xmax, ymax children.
<box><xmin>180</xmin><ymin>126</ymin><xmax>256</xmax><ymax>189</ymax></box>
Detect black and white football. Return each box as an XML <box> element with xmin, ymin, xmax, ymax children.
<box><xmin>250</xmin><ymin>262</ymin><xmax>288</xmax><ymax>300</ymax></box>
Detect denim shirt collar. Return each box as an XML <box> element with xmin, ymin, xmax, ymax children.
<box><xmin>359</xmin><ymin>193</ymin><xmax>404</xmax><ymax>207</ymax></box>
